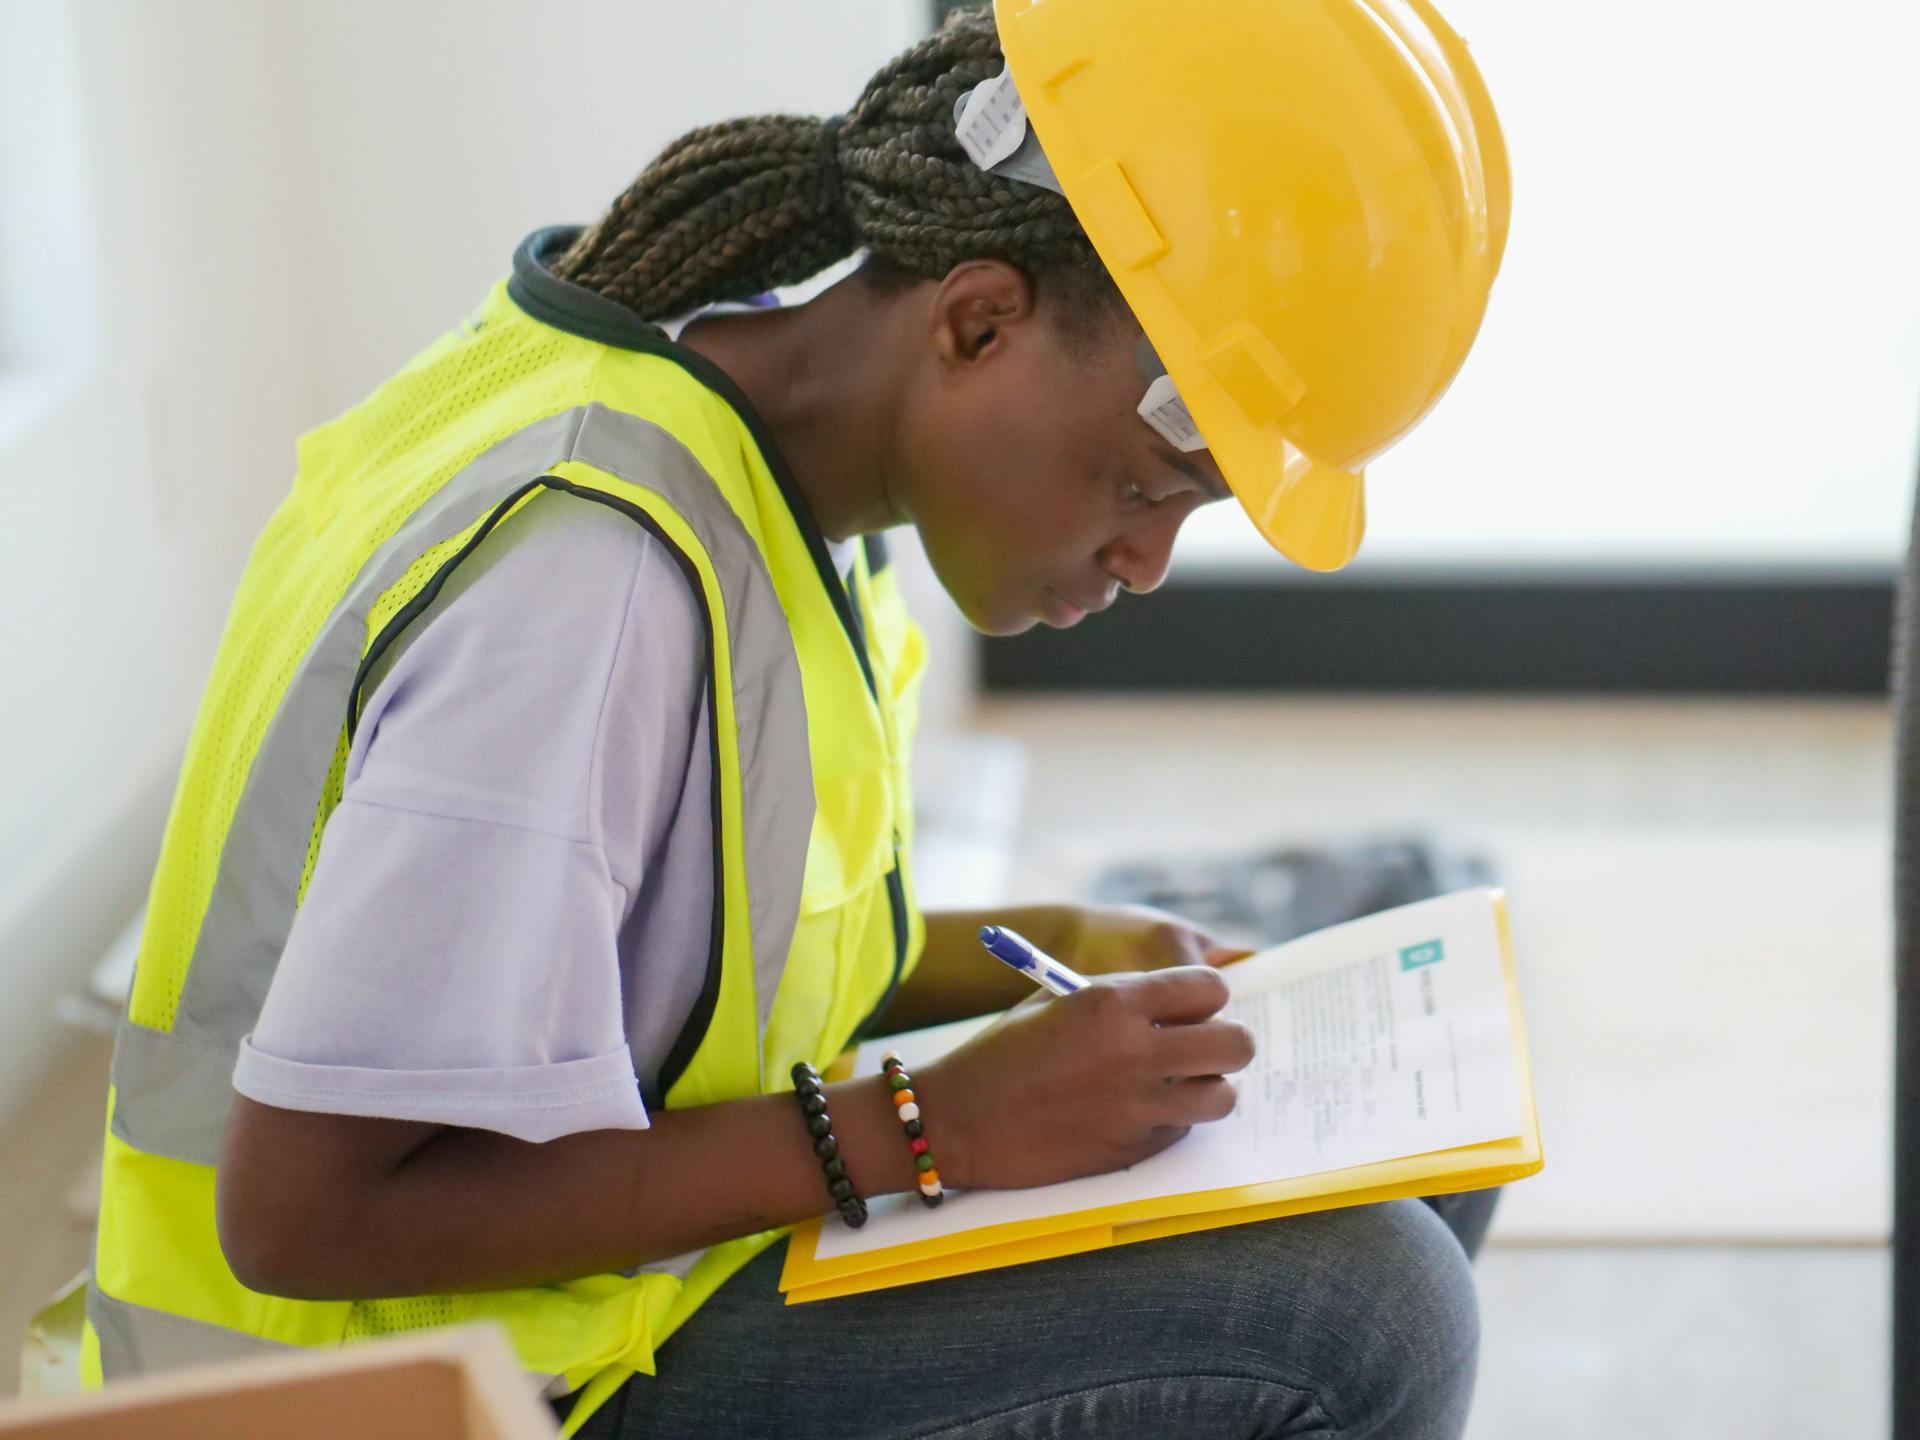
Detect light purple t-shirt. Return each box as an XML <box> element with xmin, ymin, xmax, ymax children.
<box><xmin>233</xmin><ymin>481</ymin><xmax>856</xmax><ymax>1141</ymax></box>
<box><xmin>236</xmin><ymin>296</ymin><xmax>853</xmax><ymax>1142</ymax></box>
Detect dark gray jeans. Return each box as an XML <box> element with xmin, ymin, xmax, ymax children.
<box><xmin>565</xmin><ymin>1190</ymin><xmax>1495</xmax><ymax>1439</ymax></box>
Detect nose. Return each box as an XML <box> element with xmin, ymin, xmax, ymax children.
<box><xmin>1098</xmin><ymin>512</ymin><xmax>1182</xmax><ymax>595</ymax></box>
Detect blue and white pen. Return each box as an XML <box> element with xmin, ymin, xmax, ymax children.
<box><xmin>977</xmin><ymin>925</ymin><xmax>1089</xmax><ymax>997</ymax></box>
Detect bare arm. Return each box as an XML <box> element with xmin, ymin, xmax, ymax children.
<box><xmin>216</xmin><ymin>1078</ymin><xmax>920</xmax><ymax>1300</ymax></box>
<box><xmin>875</xmin><ymin>905</ymin><xmax>1071</xmax><ymax>1032</ymax></box>
<box><xmin>217</xmin><ymin>966</ymin><xmax>1252</xmax><ymax>1301</ymax></box>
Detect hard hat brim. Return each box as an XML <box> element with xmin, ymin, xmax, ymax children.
<box><xmin>1229</xmin><ymin>441</ymin><xmax>1366</xmax><ymax>574</ymax></box>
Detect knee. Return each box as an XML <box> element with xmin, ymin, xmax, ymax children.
<box><xmin>1182</xmin><ymin>1199</ymin><xmax>1479</xmax><ymax>1436</ymax></box>
<box><xmin>1306</xmin><ymin>1199</ymin><xmax>1481</xmax><ymax>1434</ymax></box>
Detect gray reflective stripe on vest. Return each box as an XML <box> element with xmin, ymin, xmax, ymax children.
<box><xmin>112</xmin><ymin>402</ymin><xmax>814</xmax><ymax>1166</ymax></box>
<box><xmin>569</xmin><ymin>409</ymin><xmax>813</xmax><ymax>1038</ymax></box>
<box><xmin>90</xmin><ymin>1267</ymin><xmax>694</xmax><ymax>1384</ymax></box>
<box><xmin>88</xmin><ymin>1286</ymin><xmax>296</xmax><ymax>1373</ymax></box>
<box><xmin>91</xmin><ymin>1244</ymin><xmax>705</xmax><ymax>1376</ymax></box>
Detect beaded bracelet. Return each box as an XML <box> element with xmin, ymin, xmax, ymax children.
<box><xmin>790</xmin><ymin>1061</ymin><xmax>868</xmax><ymax>1229</ymax></box>
<box><xmin>880</xmin><ymin>1051</ymin><xmax>944</xmax><ymax>1207</ymax></box>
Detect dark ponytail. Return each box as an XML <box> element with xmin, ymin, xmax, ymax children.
<box><xmin>552</xmin><ymin>11</ymin><xmax>1116</xmax><ymax>323</ymax></box>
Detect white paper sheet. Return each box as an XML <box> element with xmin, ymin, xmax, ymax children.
<box><xmin>814</xmin><ymin>888</ymin><xmax>1524</xmax><ymax>1261</ymax></box>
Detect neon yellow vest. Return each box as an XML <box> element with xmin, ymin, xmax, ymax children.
<box><xmin>87</xmin><ymin>228</ymin><xmax>927</xmax><ymax>1431</ymax></box>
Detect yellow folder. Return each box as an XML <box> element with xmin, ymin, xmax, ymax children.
<box><xmin>779</xmin><ymin>892</ymin><xmax>1543</xmax><ymax>1304</ymax></box>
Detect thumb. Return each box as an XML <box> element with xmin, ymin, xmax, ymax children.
<box><xmin>1201</xmin><ymin>936</ymin><xmax>1257</xmax><ymax>968</ymax></box>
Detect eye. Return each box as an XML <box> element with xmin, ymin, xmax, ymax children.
<box><xmin>1123</xmin><ymin>479</ymin><xmax>1167</xmax><ymax>508</ymax></box>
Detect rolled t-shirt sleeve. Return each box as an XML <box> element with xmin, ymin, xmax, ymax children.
<box><xmin>235</xmin><ymin>492</ymin><xmax>710</xmax><ymax>1143</ymax></box>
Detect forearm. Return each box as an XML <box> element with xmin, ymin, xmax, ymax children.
<box><xmin>876</xmin><ymin>905</ymin><xmax>1075</xmax><ymax>1033</ymax></box>
<box><xmin>218</xmin><ymin>1076</ymin><xmax>932</xmax><ymax>1300</ymax></box>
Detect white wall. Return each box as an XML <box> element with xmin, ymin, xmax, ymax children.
<box><xmin>278</xmin><ymin>0</ymin><xmax>932</xmax><ymax>422</ymax></box>
<box><xmin>0</xmin><ymin>0</ymin><xmax>968</xmax><ymax>1126</ymax></box>
<box><xmin>273</xmin><ymin>0</ymin><xmax>976</xmax><ymax>725</ymax></box>
<box><xmin>0</xmin><ymin>0</ymin><xmax>311</xmax><ymax>1121</ymax></box>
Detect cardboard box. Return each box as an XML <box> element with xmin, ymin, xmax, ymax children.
<box><xmin>0</xmin><ymin>1325</ymin><xmax>558</xmax><ymax>1439</ymax></box>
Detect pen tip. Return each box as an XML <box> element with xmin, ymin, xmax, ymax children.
<box><xmin>978</xmin><ymin>925</ymin><xmax>998</xmax><ymax>944</ymax></box>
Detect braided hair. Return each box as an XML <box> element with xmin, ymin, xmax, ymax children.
<box><xmin>552</xmin><ymin>10</ymin><xmax>1119</xmax><ymax>332</ymax></box>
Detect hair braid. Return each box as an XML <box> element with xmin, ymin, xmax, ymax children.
<box><xmin>551</xmin><ymin>10</ymin><xmax>1115</xmax><ymax>324</ymax></box>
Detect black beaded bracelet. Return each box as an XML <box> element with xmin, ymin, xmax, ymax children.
<box><xmin>790</xmin><ymin>1061</ymin><xmax>868</xmax><ymax>1229</ymax></box>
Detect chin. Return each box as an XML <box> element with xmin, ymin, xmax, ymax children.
<box><xmin>920</xmin><ymin>546</ymin><xmax>1043</xmax><ymax>636</ymax></box>
<box><xmin>981</xmin><ymin>613</ymin><xmax>1042</xmax><ymax>638</ymax></box>
<box><xmin>964</xmin><ymin>604</ymin><xmax>1041</xmax><ymax>639</ymax></box>
<box><xmin>950</xmin><ymin>588</ymin><xmax>1041</xmax><ymax>637</ymax></box>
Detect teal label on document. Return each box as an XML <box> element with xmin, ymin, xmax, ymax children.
<box><xmin>1399</xmin><ymin>939</ymin><xmax>1445</xmax><ymax>971</ymax></box>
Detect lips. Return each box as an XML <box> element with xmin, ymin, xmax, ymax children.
<box><xmin>1041</xmin><ymin>585</ymin><xmax>1116</xmax><ymax>628</ymax></box>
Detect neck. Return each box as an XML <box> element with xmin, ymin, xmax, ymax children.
<box><xmin>676</xmin><ymin>276</ymin><xmax>910</xmax><ymax>544</ymax></box>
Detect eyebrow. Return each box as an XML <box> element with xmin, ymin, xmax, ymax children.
<box><xmin>1161</xmin><ymin>450</ymin><xmax>1233</xmax><ymax>502</ymax></box>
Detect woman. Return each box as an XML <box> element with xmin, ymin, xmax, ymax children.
<box><xmin>89</xmin><ymin>3</ymin><xmax>1509</xmax><ymax>1436</ymax></box>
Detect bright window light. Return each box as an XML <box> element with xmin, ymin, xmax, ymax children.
<box><xmin>1176</xmin><ymin>0</ymin><xmax>1920</xmax><ymax>575</ymax></box>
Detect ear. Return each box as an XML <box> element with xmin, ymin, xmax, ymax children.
<box><xmin>927</xmin><ymin>259</ymin><xmax>1036</xmax><ymax>367</ymax></box>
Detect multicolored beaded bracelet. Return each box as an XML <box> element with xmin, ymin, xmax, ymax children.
<box><xmin>790</xmin><ymin>1061</ymin><xmax>868</xmax><ymax>1229</ymax></box>
<box><xmin>880</xmin><ymin>1051</ymin><xmax>944</xmax><ymax>1207</ymax></box>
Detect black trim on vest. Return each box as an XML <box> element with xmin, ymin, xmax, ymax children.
<box><xmin>508</xmin><ymin>227</ymin><xmax>879</xmax><ymax>701</ymax></box>
<box><xmin>346</xmin><ymin>477</ymin><xmax>729</xmax><ymax>1110</ymax></box>
<box><xmin>851</xmin><ymin>862</ymin><xmax>912</xmax><ymax>1045</ymax></box>
<box><xmin>843</xmin><ymin>573</ymin><xmax>910</xmax><ymax>1043</ymax></box>
<box><xmin>506</xmin><ymin>227</ymin><xmax>678</xmax><ymax>352</ymax></box>
<box><xmin>347</xmin><ymin>477</ymin><xmax>553</xmax><ymax>746</ymax></box>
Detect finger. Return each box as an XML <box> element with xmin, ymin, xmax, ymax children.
<box><xmin>1153</xmin><ymin>1017</ymin><xmax>1257</xmax><ymax>1078</ymax></box>
<box><xmin>1147</xmin><ymin>915</ymin><xmax>1253</xmax><ymax>970</ymax></box>
<box><xmin>1147</xmin><ymin>916</ymin><xmax>1212</xmax><ymax>968</ymax></box>
<box><xmin>1126</xmin><ymin>964</ymin><xmax>1231</xmax><ymax>1024</ymax></box>
<box><xmin>1107</xmin><ymin>908</ymin><xmax>1216</xmax><ymax>970</ymax></box>
<box><xmin>1154</xmin><ymin>1076</ymin><xmax>1240</xmax><ymax>1127</ymax></box>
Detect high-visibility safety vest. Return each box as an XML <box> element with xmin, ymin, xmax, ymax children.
<box><xmin>85</xmin><ymin>227</ymin><xmax>928</xmax><ymax>1431</ymax></box>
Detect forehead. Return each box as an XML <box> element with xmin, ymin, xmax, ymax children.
<box><xmin>1036</xmin><ymin>316</ymin><xmax>1150</xmax><ymax>428</ymax></box>
<box><xmin>1035</xmin><ymin>313</ymin><xmax>1231</xmax><ymax>497</ymax></box>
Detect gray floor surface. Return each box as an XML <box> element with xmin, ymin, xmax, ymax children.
<box><xmin>1470</xmin><ymin>1245</ymin><xmax>1889</xmax><ymax>1438</ymax></box>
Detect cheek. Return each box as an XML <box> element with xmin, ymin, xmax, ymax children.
<box><xmin>905</xmin><ymin>461</ymin><xmax>1075</xmax><ymax>633</ymax></box>
<box><xmin>894</xmin><ymin>390</ymin><xmax>1126</xmax><ymax>630</ymax></box>
<box><xmin>961</xmin><ymin>458</ymin><xmax>1098</xmax><ymax>582</ymax></box>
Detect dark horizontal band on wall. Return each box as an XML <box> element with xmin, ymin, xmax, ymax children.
<box><xmin>980</xmin><ymin>572</ymin><xmax>1897</xmax><ymax>696</ymax></box>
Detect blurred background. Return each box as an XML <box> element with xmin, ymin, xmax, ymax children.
<box><xmin>1</xmin><ymin>1</ymin><xmax>1915</xmax><ymax>1432</ymax></box>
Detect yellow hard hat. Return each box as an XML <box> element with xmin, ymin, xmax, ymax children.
<box><xmin>983</xmin><ymin>0</ymin><xmax>1511</xmax><ymax>571</ymax></box>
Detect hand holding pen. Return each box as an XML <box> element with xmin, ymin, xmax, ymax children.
<box><xmin>899</xmin><ymin>926</ymin><xmax>1255</xmax><ymax>1193</ymax></box>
